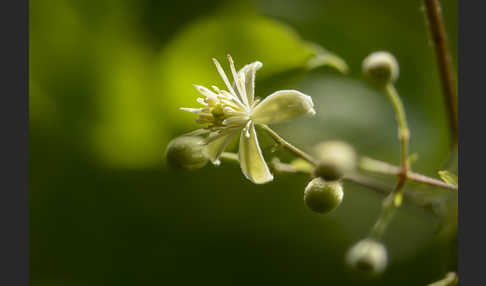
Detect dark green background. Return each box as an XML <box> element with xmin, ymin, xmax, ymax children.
<box><xmin>30</xmin><ymin>0</ymin><xmax>457</xmax><ymax>285</ymax></box>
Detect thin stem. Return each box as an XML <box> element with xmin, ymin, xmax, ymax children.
<box><xmin>423</xmin><ymin>0</ymin><xmax>458</xmax><ymax>145</ymax></box>
<box><xmin>369</xmin><ymin>205</ymin><xmax>398</xmax><ymax>240</ymax></box>
<box><xmin>360</xmin><ymin>157</ymin><xmax>457</xmax><ymax>190</ymax></box>
<box><xmin>269</xmin><ymin>158</ymin><xmax>392</xmax><ymax>195</ymax></box>
<box><xmin>220</xmin><ymin>152</ymin><xmax>239</xmax><ymax>162</ymax></box>
<box><xmin>258</xmin><ymin>124</ymin><xmax>318</xmax><ymax>166</ymax></box>
<box><xmin>383</xmin><ymin>83</ymin><xmax>410</xmax><ymax>207</ymax></box>
<box><xmin>366</xmin><ymin>84</ymin><xmax>411</xmax><ymax>240</ymax></box>
<box><xmin>343</xmin><ymin>173</ymin><xmax>390</xmax><ymax>195</ymax></box>
<box><xmin>269</xmin><ymin>159</ymin><xmax>437</xmax><ymax>215</ymax></box>
<box><xmin>221</xmin><ymin>152</ymin><xmax>438</xmax><ymax>215</ymax></box>
<box><xmin>224</xmin><ymin>146</ymin><xmax>456</xmax><ymax>191</ymax></box>
<box><xmin>384</xmin><ymin>84</ymin><xmax>410</xmax><ymax>174</ymax></box>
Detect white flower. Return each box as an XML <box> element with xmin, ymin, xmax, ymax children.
<box><xmin>181</xmin><ymin>55</ymin><xmax>315</xmax><ymax>184</ymax></box>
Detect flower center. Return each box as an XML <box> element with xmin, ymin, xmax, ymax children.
<box><xmin>185</xmin><ymin>85</ymin><xmax>249</xmax><ymax>128</ymax></box>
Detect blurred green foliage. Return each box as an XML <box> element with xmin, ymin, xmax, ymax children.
<box><xmin>30</xmin><ymin>0</ymin><xmax>457</xmax><ymax>285</ymax></box>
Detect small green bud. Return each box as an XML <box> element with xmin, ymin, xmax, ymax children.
<box><xmin>165</xmin><ymin>136</ymin><xmax>209</xmax><ymax>171</ymax></box>
<box><xmin>362</xmin><ymin>51</ymin><xmax>399</xmax><ymax>85</ymax></box>
<box><xmin>304</xmin><ymin>177</ymin><xmax>343</xmax><ymax>214</ymax></box>
<box><xmin>313</xmin><ymin>162</ymin><xmax>343</xmax><ymax>181</ymax></box>
<box><xmin>313</xmin><ymin>141</ymin><xmax>357</xmax><ymax>181</ymax></box>
<box><xmin>346</xmin><ymin>239</ymin><xmax>388</xmax><ymax>275</ymax></box>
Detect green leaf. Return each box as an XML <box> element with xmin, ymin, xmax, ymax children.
<box><xmin>438</xmin><ymin>170</ymin><xmax>458</xmax><ymax>187</ymax></box>
<box><xmin>407</xmin><ymin>152</ymin><xmax>419</xmax><ymax>166</ymax></box>
<box><xmin>304</xmin><ymin>43</ymin><xmax>349</xmax><ymax>74</ymax></box>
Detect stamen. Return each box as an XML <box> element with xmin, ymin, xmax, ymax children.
<box><xmin>196</xmin><ymin>98</ymin><xmax>207</xmax><ymax>105</ymax></box>
<box><xmin>198</xmin><ymin>112</ymin><xmax>213</xmax><ymax>119</ymax></box>
<box><xmin>220</xmin><ymin>98</ymin><xmax>241</xmax><ymax>110</ymax></box>
<box><xmin>193</xmin><ymin>84</ymin><xmax>218</xmax><ymax>98</ymax></box>
<box><xmin>227</xmin><ymin>54</ymin><xmax>249</xmax><ymax>107</ymax></box>
<box><xmin>212</xmin><ymin>58</ymin><xmax>238</xmax><ymax>99</ymax></box>
<box><xmin>180</xmin><ymin>107</ymin><xmax>203</xmax><ymax>113</ymax></box>
<box><xmin>223</xmin><ymin>106</ymin><xmax>236</xmax><ymax>114</ymax></box>
<box><xmin>220</xmin><ymin>90</ymin><xmax>246</xmax><ymax>111</ymax></box>
<box><xmin>206</xmin><ymin>94</ymin><xmax>218</xmax><ymax>106</ymax></box>
<box><xmin>211</xmin><ymin>85</ymin><xmax>221</xmax><ymax>93</ymax></box>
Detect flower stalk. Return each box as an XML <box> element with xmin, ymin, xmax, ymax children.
<box><xmin>364</xmin><ymin>83</ymin><xmax>411</xmax><ymax>241</ymax></box>
<box><xmin>258</xmin><ymin>123</ymin><xmax>318</xmax><ymax>166</ymax></box>
<box><xmin>382</xmin><ymin>83</ymin><xmax>410</xmax><ymax>208</ymax></box>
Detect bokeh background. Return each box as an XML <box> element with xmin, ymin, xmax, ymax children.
<box><xmin>30</xmin><ymin>0</ymin><xmax>457</xmax><ymax>285</ymax></box>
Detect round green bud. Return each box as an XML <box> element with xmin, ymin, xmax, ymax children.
<box><xmin>346</xmin><ymin>239</ymin><xmax>388</xmax><ymax>275</ymax></box>
<box><xmin>313</xmin><ymin>162</ymin><xmax>343</xmax><ymax>181</ymax></box>
<box><xmin>362</xmin><ymin>51</ymin><xmax>399</xmax><ymax>85</ymax></box>
<box><xmin>304</xmin><ymin>178</ymin><xmax>343</xmax><ymax>214</ymax></box>
<box><xmin>313</xmin><ymin>141</ymin><xmax>357</xmax><ymax>181</ymax></box>
<box><xmin>165</xmin><ymin>136</ymin><xmax>208</xmax><ymax>171</ymax></box>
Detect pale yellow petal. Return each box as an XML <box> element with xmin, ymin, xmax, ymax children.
<box><xmin>251</xmin><ymin>90</ymin><xmax>315</xmax><ymax>125</ymax></box>
<box><xmin>204</xmin><ymin>130</ymin><xmax>238</xmax><ymax>165</ymax></box>
<box><xmin>238</xmin><ymin>61</ymin><xmax>262</xmax><ymax>106</ymax></box>
<box><xmin>238</xmin><ymin>124</ymin><xmax>273</xmax><ymax>184</ymax></box>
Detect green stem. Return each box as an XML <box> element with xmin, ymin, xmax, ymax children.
<box><xmin>367</xmin><ymin>84</ymin><xmax>411</xmax><ymax>240</ymax></box>
<box><xmin>369</xmin><ymin>204</ymin><xmax>398</xmax><ymax>240</ymax></box>
<box><xmin>382</xmin><ymin>83</ymin><xmax>410</xmax><ymax>207</ymax></box>
<box><xmin>221</xmin><ymin>153</ymin><xmax>440</xmax><ymax>215</ymax></box>
<box><xmin>258</xmin><ymin>124</ymin><xmax>318</xmax><ymax>166</ymax></box>
<box><xmin>220</xmin><ymin>152</ymin><xmax>239</xmax><ymax>162</ymax></box>
<box><xmin>384</xmin><ymin>84</ymin><xmax>410</xmax><ymax>174</ymax></box>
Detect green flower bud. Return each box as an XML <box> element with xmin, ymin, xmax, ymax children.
<box><xmin>304</xmin><ymin>178</ymin><xmax>343</xmax><ymax>214</ymax></box>
<box><xmin>312</xmin><ymin>141</ymin><xmax>357</xmax><ymax>181</ymax></box>
<box><xmin>346</xmin><ymin>239</ymin><xmax>388</xmax><ymax>275</ymax></box>
<box><xmin>362</xmin><ymin>51</ymin><xmax>399</xmax><ymax>85</ymax></box>
<box><xmin>165</xmin><ymin>136</ymin><xmax>209</xmax><ymax>171</ymax></box>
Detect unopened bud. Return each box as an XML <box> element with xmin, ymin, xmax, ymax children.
<box><xmin>165</xmin><ymin>136</ymin><xmax>209</xmax><ymax>171</ymax></box>
<box><xmin>362</xmin><ymin>51</ymin><xmax>399</xmax><ymax>85</ymax></box>
<box><xmin>346</xmin><ymin>239</ymin><xmax>388</xmax><ymax>275</ymax></box>
<box><xmin>313</xmin><ymin>141</ymin><xmax>357</xmax><ymax>181</ymax></box>
<box><xmin>304</xmin><ymin>177</ymin><xmax>343</xmax><ymax>214</ymax></box>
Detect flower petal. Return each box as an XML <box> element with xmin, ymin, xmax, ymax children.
<box><xmin>204</xmin><ymin>130</ymin><xmax>238</xmax><ymax>165</ymax></box>
<box><xmin>238</xmin><ymin>123</ymin><xmax>274</xmax><ymax>184</ymax></box>
<box><xmin>251</xmin><ymin>90</ymin><xmax>315</xmax><ymax>124</ymax></box>
<box><xmin>238</xmin><ymin>61</ymin><xmax>262</xmax><ymax>106</ymax></box>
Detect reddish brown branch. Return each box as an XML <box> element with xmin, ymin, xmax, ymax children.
<box><xmin>423</xmin><ymin>0</ymin><xmax>458</xmax><ymax>144</ymax></box>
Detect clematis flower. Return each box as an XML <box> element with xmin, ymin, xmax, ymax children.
<box><xmin>181</xmin><ymin>55</ymin><xmax>315</xmax><ymax>184</ymax></box>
